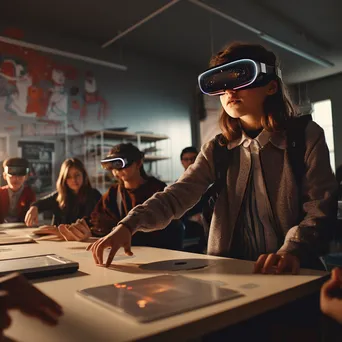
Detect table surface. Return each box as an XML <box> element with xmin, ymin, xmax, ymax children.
<box><xmin>1</xmin><ymin>228</ymin><xmax>328</xmax><ymax>342</ymax></box>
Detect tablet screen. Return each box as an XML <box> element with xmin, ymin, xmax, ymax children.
<box><xmin>0</xmin><ymin>255</ymin><xmax>79</xmax><ymax>279</ymax></box>
<box><xmin>0</xmin><ymin>255</ymin><xmax>64</xmax><ymax>273</ymax></box>
<box><xmin>78</xmin><ymin>275</ymin><xmax>243</xmax><ymax>322</ymax></box>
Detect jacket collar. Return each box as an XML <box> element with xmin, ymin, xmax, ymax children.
<box><xmin>227</xmin><ymin>129</ymin><xmax>286</xmax><ymax>150</ymax></box>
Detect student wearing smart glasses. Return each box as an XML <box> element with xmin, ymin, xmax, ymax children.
<box><xmin>89</xmin><ymin>143</ymin><xmax>167</xmax><ymax>242</ymax></box>
<box><xmin>0</xmin><ymin>158</ymin><xmax>35</xmax><ymax>224</ymax></box>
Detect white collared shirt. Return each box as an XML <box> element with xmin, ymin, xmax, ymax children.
<box><xmin>228</xmin><ymin>129</ymin><xmax>286</xmax><ymax>258</ymax></box>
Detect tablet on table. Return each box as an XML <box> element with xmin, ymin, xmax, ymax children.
<box><xmin>0</xmin><ymin>254</ymin><xmax>79</xmax><ymax>279</ymax></box>
<box><xmin>78</xmin><ymin>274</ymin><xmax>243</xmax><ymax>322</ymax></box>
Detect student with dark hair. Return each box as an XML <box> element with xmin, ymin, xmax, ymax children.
<box><xmin>25</xmin><ymin>158</ymin><xmax>101</xmax><ymax>227</ymax></box>
<box><xmin>89</xmin><ymin>42</ymin><xmax>337</xmax><ymax>271</ymax></box>
<box><xmin>180</xmin><ymin>146</ymin><xmax>198</xmax><ymax>171</ymax></box>
<box><xmin>46</xmin><ymin>143</ymin><xmax>183</xmax><ymax>249</ymax></box>
<box><xmin>89</xmin><ymin>143</ymin><xmax>167</xmax><ymax>243</ymax></box>
<box><xmin>0</xmin><ymin>158</ymin><xmax>36</xmax><ymax>223</ymax></box>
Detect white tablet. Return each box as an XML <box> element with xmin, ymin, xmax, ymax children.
<box><xmin>0</xmin><ymin>254</ymin><xmax>79</xmax><ymax>279</ymax></box>
<box><xmin>0</xmin><ymin>222</ymin><xmax>27</xmax><ymax>229</ymax></box>
<box><xmin>78</xmin><ymin>274</ymin><xmax>243</xmax><ymax>323</ymax></box>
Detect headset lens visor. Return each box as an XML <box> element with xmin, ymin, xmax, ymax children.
<box><xmin>5</xmin><ymin>166</ymin><xmax>29</xmax><ymax>176</ymax></box>
<box><xmin>198</xmin><ymin>59</ymin><xmax>276</xmax><ymax>95</ymax></box>
<box><xmin>100</xmin><ymin>157</ymin><xmax>130</xmax><ymax>170</ymax></box>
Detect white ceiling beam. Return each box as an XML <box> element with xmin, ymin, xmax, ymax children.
<box><xmin>102</xmin><ymin>0</ymin><xmax>182</xmax><ymax>48</ymax></box>
<box><xmin>0</xmin><ymin>35</ymin><xmax>127</xmax><ymax>71</ymax></box>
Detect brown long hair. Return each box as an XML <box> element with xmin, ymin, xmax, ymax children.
<box><xmin>56</xmin><ymin>158</ymin><xmax>92</xmax><ymax>209</ymax></box>
<box><xmin>209</xmin><ymin>42</ymin><xmax>296</xmax><ymax>143</ymax></box>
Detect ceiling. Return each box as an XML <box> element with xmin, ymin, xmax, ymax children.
<box><xmin>0</xmin><ymin>0</ymin><xmax>341</xmax><ymax>84</ymax></box>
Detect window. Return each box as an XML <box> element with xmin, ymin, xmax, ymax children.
<box><xmin>312</xmin><ymin>99</ymin><xmax>335</xmax><ymax>171</ymax></box>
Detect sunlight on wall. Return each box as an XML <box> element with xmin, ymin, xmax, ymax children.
<box><xmin>312</xmin><ymin>99</ymin><xmax>335</xmax><ymax>171</ymax></box>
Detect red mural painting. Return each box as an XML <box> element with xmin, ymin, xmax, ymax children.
<box><xmin>0</xmin><ymin>28</ymin><xmax>109</xmax><ymax>128</ymax></box>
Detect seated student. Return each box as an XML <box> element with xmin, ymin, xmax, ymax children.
<box><xmin>0</xmin><ymin>272</ymin><xmax>63</xmax><ymax>338</ymax></box>
<box><xmin>180</xmin><ymin>146</ymin><xmax>199</xmax><ymax>172</ymax></box>
<box><xmin>0</xmin><ymin>158</ymin><xmax>36</xmax><ymax>224</ymax></box>
<box><xmin>25</xmin><ymin>158</ymin><xmax>101</xmax><ymax>227</ymax></box>
<box><xmin>321</xmin><ymin>267</ymin><xmax>342</xmax><ymax>324</ymax></box>
<box><xmin>90</xmin><ymin>143</ymin><xmax>183</xmax><ymax>249</ymax></box>
<box><xmin>47</xmin><ymin>143</ymin><xmax>184</xmax><ymax>249</ymax></box>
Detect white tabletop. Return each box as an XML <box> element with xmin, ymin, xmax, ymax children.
<box><xmin>2</xmin><ymin>228</ymin><xmax>328</xmax><ymax>342</ymax></box>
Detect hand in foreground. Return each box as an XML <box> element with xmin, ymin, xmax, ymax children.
<box><xmin>58</xmin><ymin>219</ymin><xmax>91</xmax><ymax>241</ymax></box>
<box><xmin>254</xmin><ymin>252</ymin><xmax>300</xmax><ymax>274</ymax></box>
<box><xmin>24</xmin><ymin>206</ymin><xmax>39</xmax><ymax>227</ymax></box>
<box><xmin>320</xmin><ymin>267</ymin><xmax>342</xmax><ymax>324</ymax></box>
<box><xmin>0</xmin><ymin>273</ymin><xmax>63</xmax><ymax>336</ymax></box>
<box><xmin>86</xmin><ymin>224</ymin><xmax>133</xmax><ymax>267</ymax></box>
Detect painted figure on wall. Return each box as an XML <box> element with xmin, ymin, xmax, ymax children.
<box><xmin>81</xmin><ymin>71</ymin><xmax>108</xmax><ymax>121</ymax></box>
<box><xmin>0</xmin><ymin>29</ymin><xmax>110</xmax><ymax>136</ymax></box>
<box><xmin>46</xmin><ymin>68</ymin><xmax>68</xmax><ymax>120</ymax></box>
<box><xmin>0</xmin><ymin>59</ymin><xmax>35</xmax><ymax>117</ymax></box>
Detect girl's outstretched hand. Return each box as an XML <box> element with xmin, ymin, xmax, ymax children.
<box><xmin>87</xmin><ymin>224</ymin><xmax>133</xmax><ymax>267</ymax></box>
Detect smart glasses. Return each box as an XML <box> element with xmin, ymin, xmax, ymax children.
<box><xmin>100</xmin><ymin>156</ymin><xmax>133</xmax><ymax>170</ymax></box>
<box><xmin>198</xmin><ymin>59</ymin><xmax>282</xmax><ymax>96</ymax></box>
<box><xmin>4</xmin><ymin>166</ymin><xmax>29</xmax><ymax>176</ymax></box>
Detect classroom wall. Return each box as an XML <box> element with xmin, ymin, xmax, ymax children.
<box><xmin>0</xmin><ymin>26</ymin><xmax>199</xmax><ymax>192</ymax></box>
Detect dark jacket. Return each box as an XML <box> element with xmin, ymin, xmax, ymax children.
<box><xmin>32</xmin><ymin>188</ymin><xmax>102</xmax><ymax>226</ymax></box>
<box><xmin>91</xmin><ymin>177</ymin><xmax>184</xmax><ymax>248</ymax></box>
<box><xmin>0</xmin><ymin>185</ymin><xmax>36</xmax><ymax>223</ymax></box>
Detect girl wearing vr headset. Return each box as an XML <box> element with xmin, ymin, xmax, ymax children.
<box><xmin>25</xmin><ymin>158</ymin><xmax>101</xmax><ymax>233</ymax></box>
<box><xmin>88</xmin><ymin>43</ymin><xmax>337</xmax><ymax>274</ymax></box>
